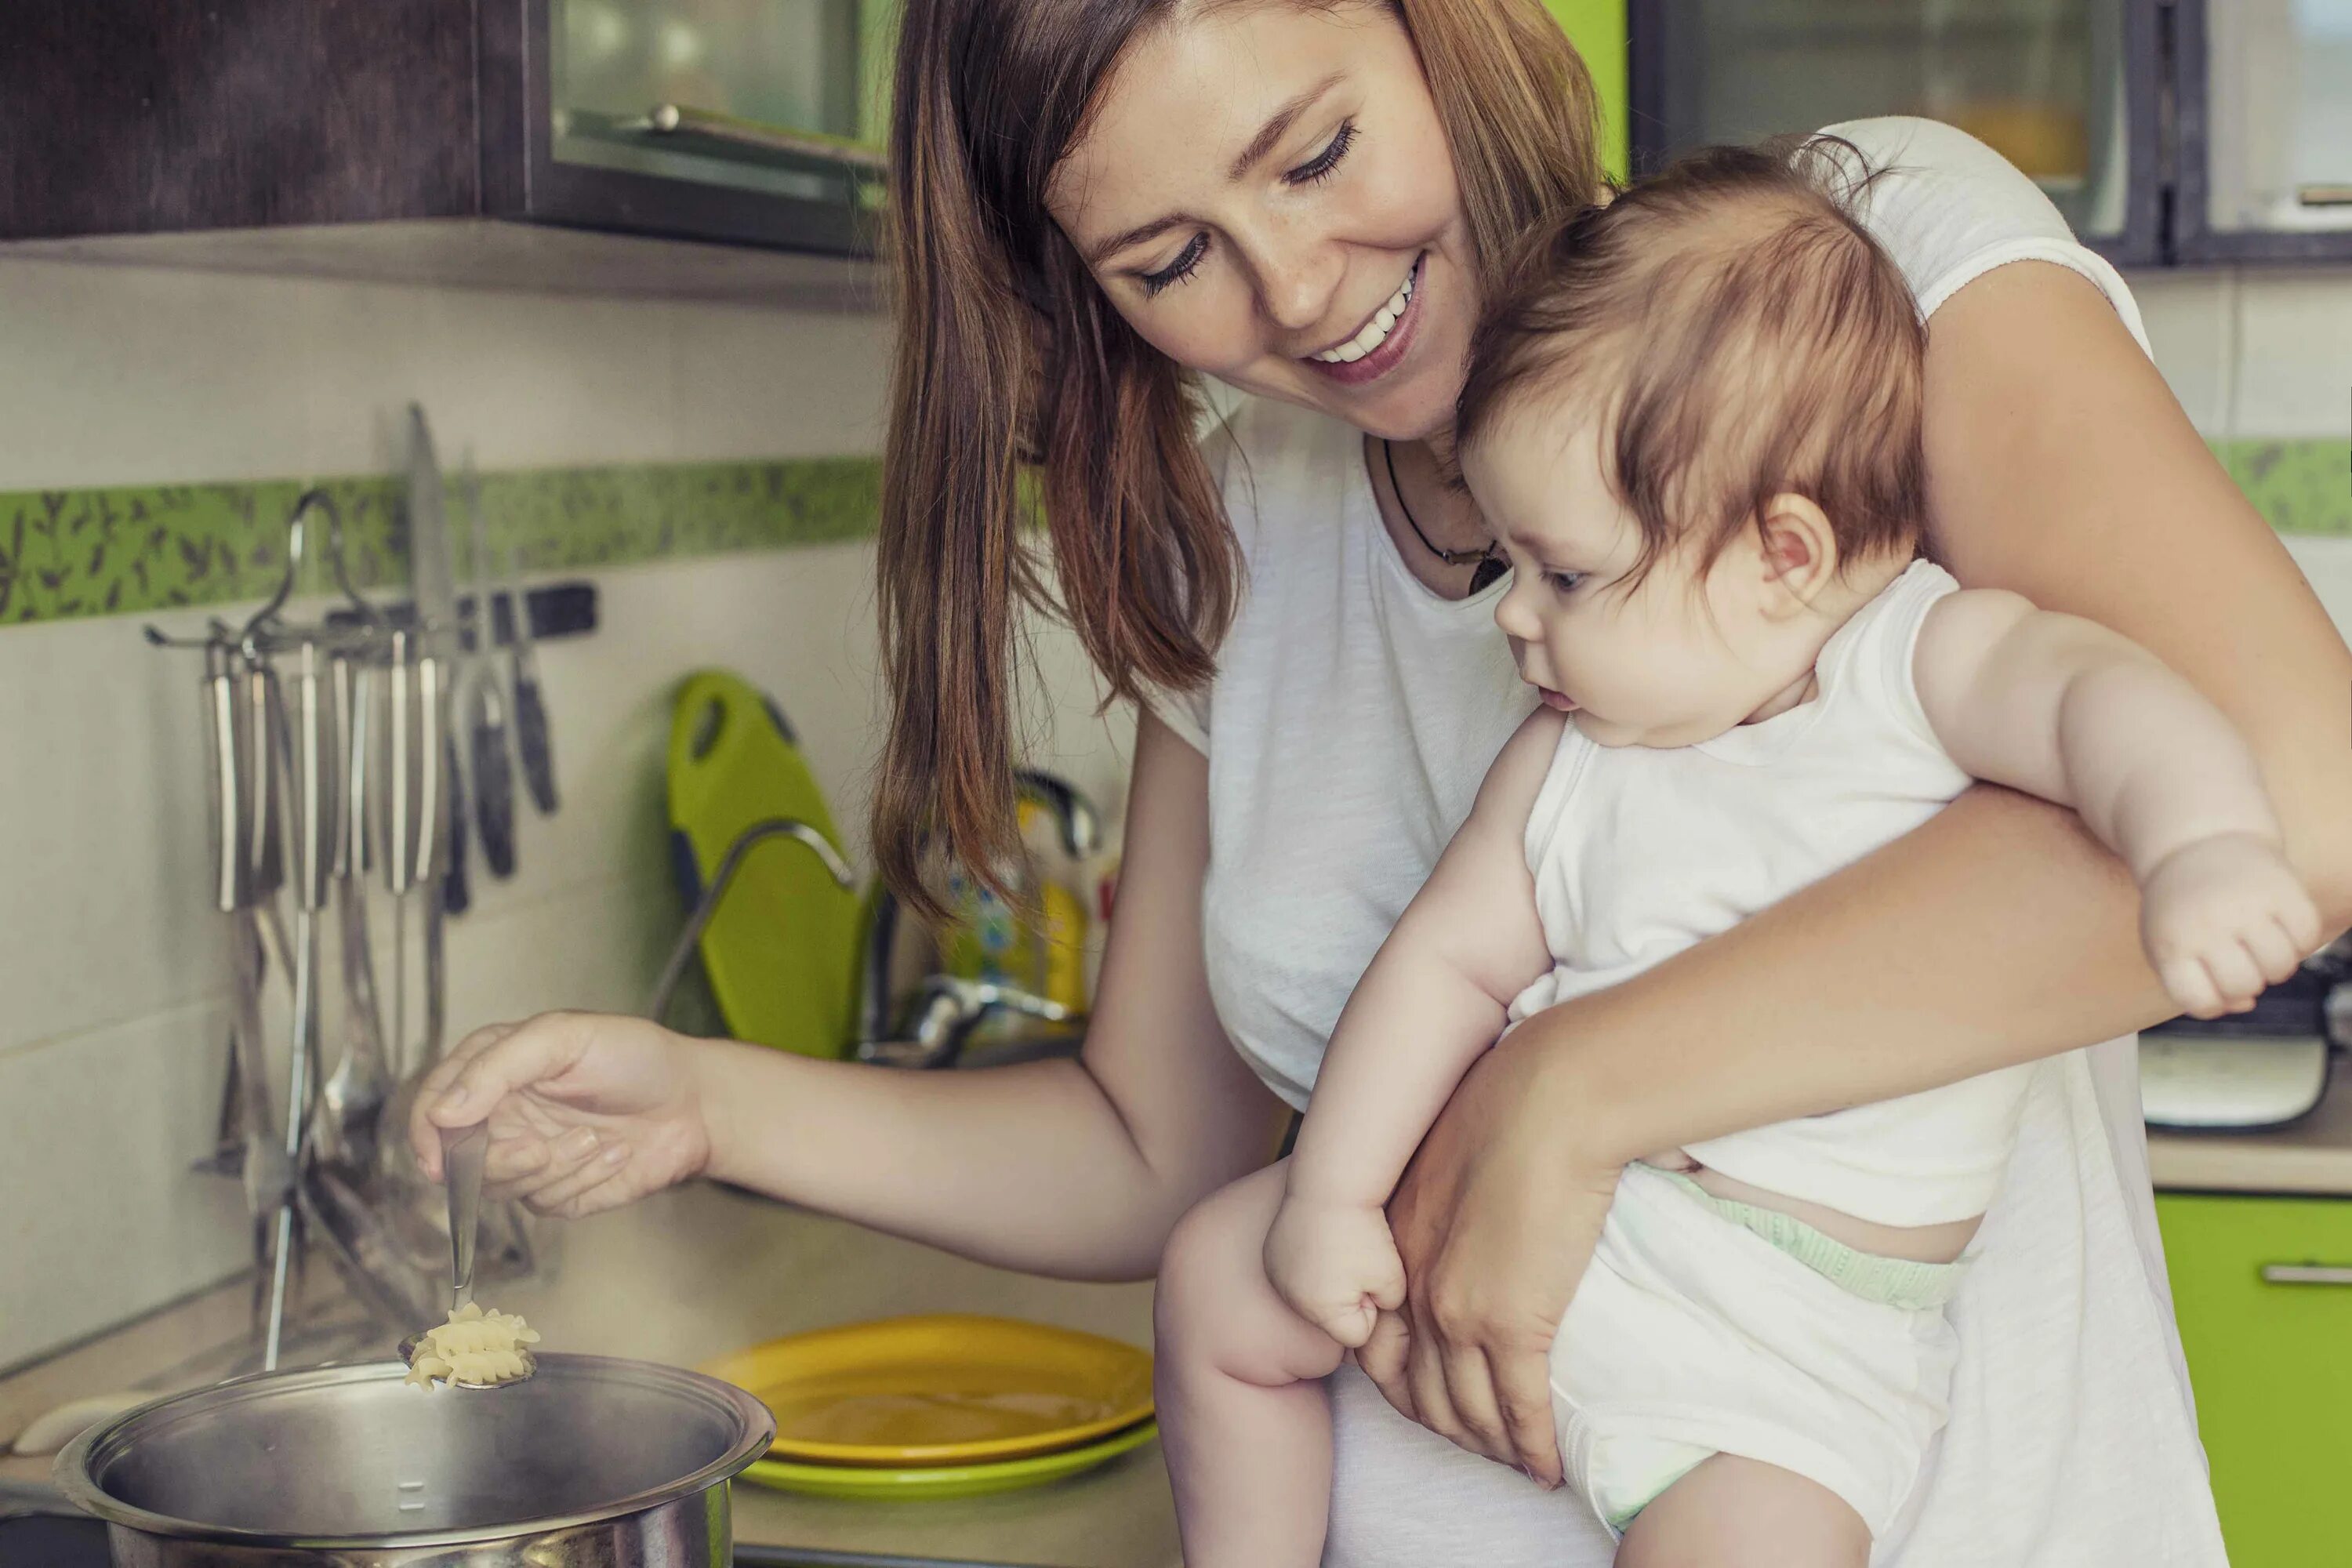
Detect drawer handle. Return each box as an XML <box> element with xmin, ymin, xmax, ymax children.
<box><xmin>2296</xmin><ymin>184</ymin><xmax>2352</xmax><ymax>208</ymax></box>
<box><xmin>2260</xmin><ymin>1264</ymin><xmax>2352</xmax><ymax>1286</ymax></box>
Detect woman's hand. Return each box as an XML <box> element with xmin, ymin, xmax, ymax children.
<box><xmin>407</xmin><ymin>1011</ymin><xmax>714</xmax><ymax>1218</ymax></box>
<box><xmin>1359</xmin><ymin>1033</ymin><xmax>1620</xmax><ymax>1490</ymax></box>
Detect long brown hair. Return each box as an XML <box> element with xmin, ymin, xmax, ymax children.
<box><xmin>875</xmin><ymin>0</ymin><xmax>1604</xmax><ymax>915</ymax></box>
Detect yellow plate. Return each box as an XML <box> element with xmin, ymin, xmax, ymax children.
<box><xmin>701</xmin><ymin>1314</ymin><xmax>1155</xmax><ymax>1468</ymax></box>
<box><xmin>739</xmin><ymin>1420</ymin><xmax>1158</xmax><ymax>1501</ymax></box>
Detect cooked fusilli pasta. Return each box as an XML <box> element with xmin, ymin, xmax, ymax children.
<box><xmin>404</xmin><ymin>1302</ymin><xmax>541</xmax><ymax>1388</ymax></box>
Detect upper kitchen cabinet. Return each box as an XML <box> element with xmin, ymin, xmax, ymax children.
<box><xmin>2</xmin><ymin>0</ymin><xmax>893</xmax><ymax>277</ymax></box>
<box><xmin>526</xmin><ymin>0</ymin><xmax>894</xmax><ymax>252</ymax></box>
<box><xmin>1627</xmin><ymin>0</ymin><xmax>2165</xmax><ymax>267</ymax></box>
<box><xmin>2175</xmin><ymin>0</ymin><xmax>2352</xmax><ymax>263</ymax></box>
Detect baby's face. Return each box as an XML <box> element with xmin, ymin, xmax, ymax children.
<box><xmin>1464</xmin><ymin>407</ymin><xmax>1807</xmax><ymax>749</ymax></box>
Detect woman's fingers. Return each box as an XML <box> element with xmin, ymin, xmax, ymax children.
<box><xmin>1357</xmin><ymin>1308</ymin><xmax>1416</xmax><ymax>1421</ymax></box>
<box><xmin>430</xmin><ymin>1012</ymin><xmax>599</xmax><ymax>1129</ymax></box>
<box><xmin>517</xmin><ymin>1140</ymin><xmax>632</xmax><ymax>1214</ymax></box>
<box><xmin>1490</xmin><ymin>1341</ymin><xmax>1565</xmax><ymax>1488</ymax></box>
<box><xmin>409</xmin><ymin>1023</ymin><xmax>517</xmax><ymax>1178</ymax></box>
<box><xmin>1433</xmin><ymin>1337</ymin><xmax>1512</xmax><ymax>1466</ymax></box>
<box><xmin>1403</xmin><ymin>1305</ymin><xmax>1469</xmax><ymax>1450</ymax></box>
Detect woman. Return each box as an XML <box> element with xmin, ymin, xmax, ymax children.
<box><xmin>416</xmin><ymin>2</ymin><xmax>2352</xmax><ymax>1562</ymax></box>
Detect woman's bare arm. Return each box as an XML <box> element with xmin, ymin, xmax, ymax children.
<box><xmin>700</xmin><ymin>711</ymin><xmax>1284</xmax><ymax>1279</ymax></box>
<box><xmin>431</xmin><ymin>711</ymin><xmax>1283</xmax><ymax>1282</ymax></box>
<box><xmin>1370</xmin><ymin>260</ymin><xmax>2352</xmax><ymax>1482</ymax></box>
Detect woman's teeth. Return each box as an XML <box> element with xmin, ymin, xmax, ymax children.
<box><xmin>1312</xmin><ymin>267</ymin><xmax>1415</xmax><ymax>364</ymax></box>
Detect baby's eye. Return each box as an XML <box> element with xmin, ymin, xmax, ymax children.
<box><xmin>1544</xmin><ymin>570</ymin><xmax>1584</xmax><ymax>594</ymax></box>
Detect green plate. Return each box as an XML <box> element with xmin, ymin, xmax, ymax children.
<box><xmin>738</xmin><ymin>1420</ymin><xmax>1158</xmax><ymax>1501</ymax></box>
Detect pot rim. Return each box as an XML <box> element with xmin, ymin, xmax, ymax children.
<box><xmin>50</xmin><ymin>1353</ymin><xmax>775</xmax><ymax>1551</ymax></box>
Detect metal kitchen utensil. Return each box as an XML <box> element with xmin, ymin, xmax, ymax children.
<box><xmin>395</xmin><ymin>1122</ymin><xmax>533</xmax><ymax>1388</ymax></box>
<box><xmin>505</xmin><ymin>545</ymin><xmax>560</xmax><ymax>815</ymax></box>
<box><xmin>405</xmin><ymin>403</ymin><xmax>469</xmax><ymax>923</ymax></box>
<box><xmin>442</xmin><ymin>1121</ymin><xmax>486</xmax><ymax>1313</ymax></box>
<box><xmin>312</xmin><ymin>650</ymin><xmax>391</xmax><ymax>1176</ymax></box>
<box><xmin>462</xmin><ymin>456</ymin><xmax>517</xmax><ymax>879</ymax></box>
<box><xmin>54</xmin><ymin>1357</ymin><xmax>774</xmax><ymax>1566</ymax></box>
<box><xmin>259</xmin><ymin>635</ymin><xmax>337</xmax><ymax>1370</ymax></box>
<box><xmin>204</xmin><ymin>643</ymin><xmax>290</xmax><ymax>1302</ymax></box>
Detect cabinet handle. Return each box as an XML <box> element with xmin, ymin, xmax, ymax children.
<box><xmin>2259</xmin><ymin>1264</ymin><xmax>2352</xmax><ymax>1286</ymax></box>
<box><xmin>644</xmin><ymin>103</ymin><xmax>887</xmax><ymax>176</ymax></box>
<box><xmin>2296</xmin><ymin>185</ymin><xmax>2352</xmax><ymax>208</ymax></box>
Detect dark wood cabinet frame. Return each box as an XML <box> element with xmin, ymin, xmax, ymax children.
<box><xmin>2170</xmin><ymin>0</ymin><xmax>2352</xmax><ymax>266</ymax></box>
<box><xmin>2</xmin><ymin>0</ymin><xmax>873</xmax><ymax>257</ymax></box>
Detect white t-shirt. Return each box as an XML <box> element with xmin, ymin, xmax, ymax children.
<box><xmin>1154</xmin><ymin>118</ymin><xmax>2227</xmax><ymax>1566</ymax></box>
<box><xmin>1514</xmin><ymin>561</ymin><xmax>2036</xmax><ymax>1228</ymax></box>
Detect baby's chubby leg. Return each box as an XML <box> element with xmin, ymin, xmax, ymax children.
<box><xmin>1155</xmin><ymin>1160</ymin><xmax>1352</xmax><ymax>1568</ymax></box>
<box><xmin>1616</xmin><ymin>1454</ymin><xmax>1868</xmax><ymax>1568</ymax></box>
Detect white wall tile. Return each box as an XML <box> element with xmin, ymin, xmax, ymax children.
<box><xmin>2285</xmin><ymin>535</ymin><xmax>2352</xmax><ymax>636</ymax></box>
<box><xmin>2230</xmin><ymin>269</ymin><xmax>2352</xmax><ymax>440</ymax></box>
<box><xmin>2124</xmin><ymin>267</ymin><xmax>2236</xmax><ymax>434</ymax></box>
<box><xmin>0</xmin><ymin>258</ymin><xmax>891</xmax><ymax>492</ymax></box>
<box><xmin>0</xmin><ymin>1005</ymin><xmax>252</xmax><ymax>1370</ymax></box>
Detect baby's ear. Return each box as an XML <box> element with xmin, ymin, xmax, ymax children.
<box><xmin>1755</xmin><ymin>493</ymin><xmax>1838</xmax><ymax>608</ymax></box>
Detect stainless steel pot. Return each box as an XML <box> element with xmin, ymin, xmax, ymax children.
<box><xmin>53</xmin><ymin>1354</ymin><xmax>775</xmax><ymax>1566</ymax></box>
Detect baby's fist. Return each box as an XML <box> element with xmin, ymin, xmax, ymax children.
<box><xmin>1264</xmin><ymin>1198</ymin><xmax>1407</xmax><ymax>1349</ymax></box>
<box><xmin>2140</xmin><ymin>833</ymin><xmax>2321</xmax><ymax>1019</ymax></box>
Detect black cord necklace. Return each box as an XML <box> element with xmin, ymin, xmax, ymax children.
<box><xmin>1382</xmin><ymin>438</ymin><xmax>1507</xmax><ymax>593</ymax></box>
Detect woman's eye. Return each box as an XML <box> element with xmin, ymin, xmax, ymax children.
<box><xmin>1284</xmin><ymin>118</ymin><xmax>1358</xmax><ymax>187</ymax></box>
<box><xmin>1140</xmin><ymin>234</ymin><xmax>1208</xmax><ymax>297</ymax></box>
<box><xmin>1544</xmin><ymin>570</ymin><xmax>1584</xmax><ymax>594</ymax></box>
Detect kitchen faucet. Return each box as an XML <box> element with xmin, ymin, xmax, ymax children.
<box><xmin>855</xmin><ymin>770</ymin><xmax>1101</xmax><ymax>1068</ymax></box>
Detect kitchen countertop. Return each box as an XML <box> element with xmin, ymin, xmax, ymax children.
<box><xmin>2149</xmin><ymin>1054</ymin><xmax>2352</xmax><ymax>1196</ymax></box>
<box><xmin>1</xmin><ymin>1183</ymin><xmax>1178</xmax><ymax>1568</ymax></box>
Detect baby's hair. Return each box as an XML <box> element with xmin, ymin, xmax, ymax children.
<box><xmin>1456</xmin><ymin>136</ymin><xmax>1926</xmax><ymax>594</ymax></box>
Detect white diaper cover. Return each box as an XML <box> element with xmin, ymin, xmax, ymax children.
<box><xmin>1547</xmin><ymin>1162</ymin><xmax>1965</xmax><ymax>1540</ymax></box>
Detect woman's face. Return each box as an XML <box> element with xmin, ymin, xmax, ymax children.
<box><xmin>1046</xmin><ymin>1</ymin><xmax>1479</xmax><ymax>443</ymax></box>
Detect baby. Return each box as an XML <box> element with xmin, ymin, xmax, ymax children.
<box><xmin>1154</xmin><ymin>141</ymin><xmax>2322</xmax><ymax>1566</ymax></box>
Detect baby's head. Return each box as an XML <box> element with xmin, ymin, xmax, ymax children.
<box><xmin>1457</xmin><ymin>140</ymin><xmax>1926</xmax><ymax>748</ymax></box>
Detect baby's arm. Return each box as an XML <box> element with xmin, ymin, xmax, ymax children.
<box><xmin>1267</xmin><ymin>710</ymin><xmax>1564</xmax><ymax>1344</ymax></box>
<box><xmin>1914</xmin><ymin>590</ymin><xmax>2323</xmax><ymax>1017</ymax></box>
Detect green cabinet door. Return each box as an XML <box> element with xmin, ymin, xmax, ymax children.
<box><xmin>1542</xmin><ymin>0</ymin><xmax>1628</xmax><ymax>182</ymax></box>
<box><xmin>2158</xmin><ymin>1193</ymin><xmax>2352</xmax><ymax>1566</ymax></box>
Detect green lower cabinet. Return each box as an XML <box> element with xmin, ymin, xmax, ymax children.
<box><xmin>2157</xmin><ymin>1193</ymin><xmax>2352</xmax><ymax>1566</ymax></box>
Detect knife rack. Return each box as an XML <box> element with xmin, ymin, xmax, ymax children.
<box><xmin>324</xmin><ymin>580</ymin><xmax>599</xmax><ymax>651</ymax></box>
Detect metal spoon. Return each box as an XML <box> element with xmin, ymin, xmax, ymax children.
<box><xmin>397</xmin><ymin>1123</ymin><xmax>537</xmax><ymax>1388</ymax></box>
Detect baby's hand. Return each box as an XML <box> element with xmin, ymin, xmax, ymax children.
<box><xmin>2139</xmin><ymin>833</ymin><xmax>2321</xmax><ymax>1019</ymax></box>
<box><xmin>1264</xmin><ymin>1196</ymin><xmax>1407</xmax><ymax>1350</ymax></box>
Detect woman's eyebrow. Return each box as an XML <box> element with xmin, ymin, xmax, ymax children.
<box><xmin>1225</xmin><ymin>71</ymin><xmax>1345</xmax><ymax>180</ymax></box>
<box><xmin>1083</xmin><ymin>72</ymin><xmax>1347</xmax><ymax>267</ymax></box>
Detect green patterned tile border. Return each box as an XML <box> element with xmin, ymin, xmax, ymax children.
<box><xmin>0</xmin><ymin>437</ymin><xmax>2340</xmax><ymax>626</ymax></box>
<box><xmin>2212</xmin><ymin>437</ymin><xmax>2351</xmax><ymax>539</ymax></box>
<box><xmin>0</xmin><ymin>456</ymin><xmax>881</xmax><ymax>626</ymax></box>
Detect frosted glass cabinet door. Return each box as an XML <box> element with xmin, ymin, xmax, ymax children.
<box><xmin>550</xmin><ymin>0</ymin><xmax>890</xmax><ymax>206</ymax></box>
<box><xmin>1628</xmin><ymin>0</ymin><xmax>2163</xmax><ymax>264</ymax></box>
<box><xmin>2180</xmin><ymin>0</ymin><xmax>2352</xmax><ymax>260</ymax></box>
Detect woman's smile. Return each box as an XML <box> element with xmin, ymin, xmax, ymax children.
<box><xmin>1303</xmin><ymin>252</ymin><xmax>1425</xmax><ymax>386</ymax></box>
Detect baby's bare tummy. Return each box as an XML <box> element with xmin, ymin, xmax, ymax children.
<box><xmin>1646</xmin><ymin>1149</ymin><xmax>1983</xmax><ymax>1263</ymax></box>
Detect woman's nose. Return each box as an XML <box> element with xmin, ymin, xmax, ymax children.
<box><xmin>1246</xmin><ymin>227</ymin><xmax>1345</xmax><ymax>336</ymax></box>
